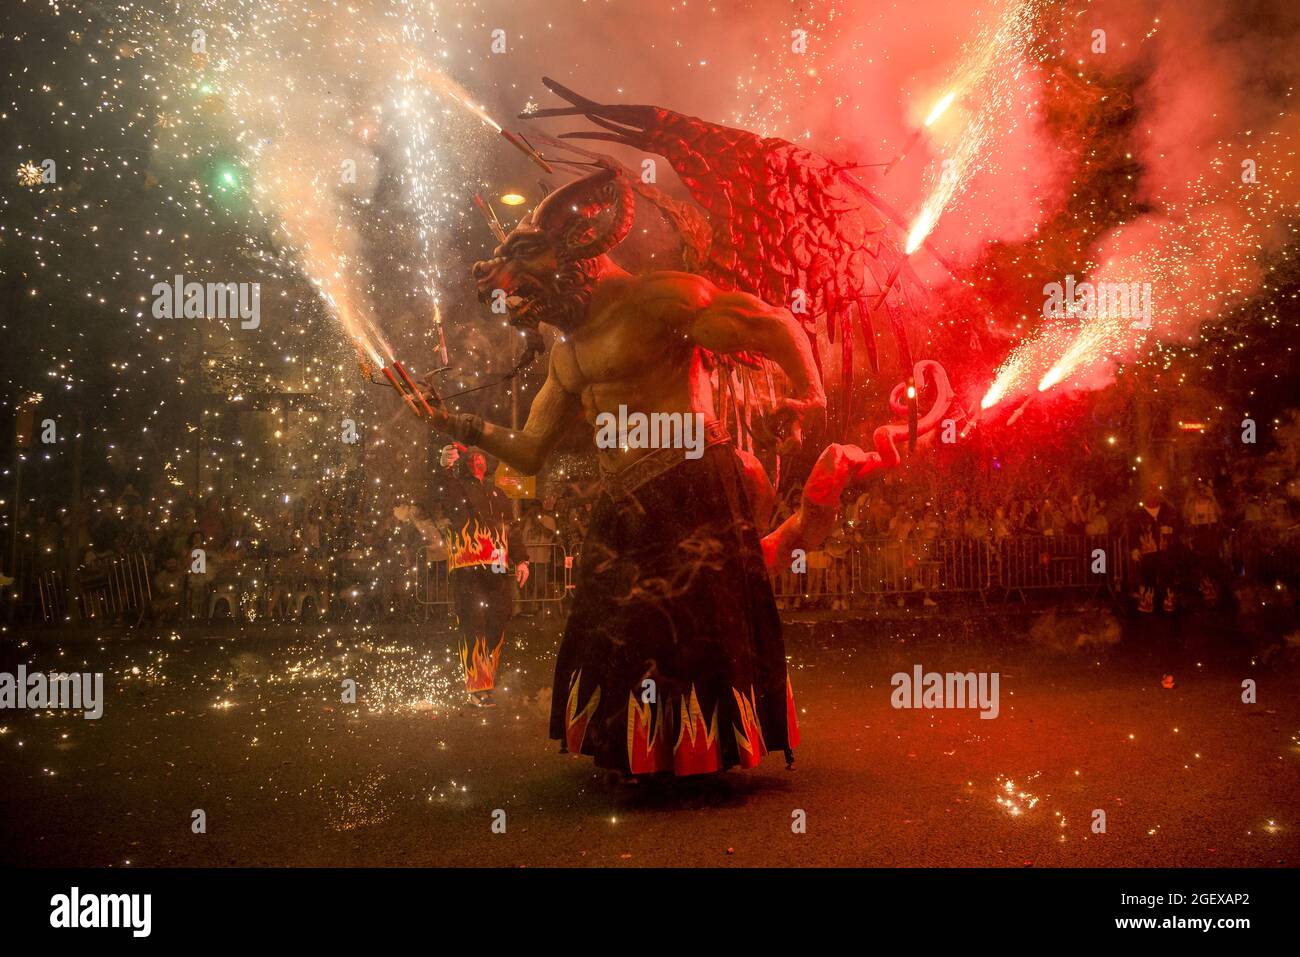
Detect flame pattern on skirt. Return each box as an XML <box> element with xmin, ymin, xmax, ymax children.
<box><xmin>549</xmin><ymin>443</ymin><xmax>796</xmax><ymax>775</ymax></box>
<box><xmin>562</xmin><ymin>677</ymin><xmax>800</xmax><ymax>776</ymax></box>
<box><xmin>730</xmin><ymin>686</ymin><xmax>767</xmax><ymax>769</ymax></box>
<box><xmin>785</xmin><ymin>674</ymin><xmax>801</xmax><ymax>749</ymax></box>
<box><xmin>461</xmin><ymin>635</ymin><xmax>503</xmax><ymax>693</ymax></box>
<box><xmin>565</xmin><ymin>670</ymin><xmax>601</xmax><ymax>753</ymax></box>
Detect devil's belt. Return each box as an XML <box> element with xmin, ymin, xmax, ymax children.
<box><xmin>599</xmin><ymin>420</ymin><xmax>730</xmax><ymax>500</ymax></box>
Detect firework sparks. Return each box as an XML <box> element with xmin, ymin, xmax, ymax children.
<box><xmin>987</xmin><ymin>123</ymin><xmax>1298</xmax><ymax>405</ymax></box>
<box><xmin>16</xmin><ymin>161</ymin><xmax>44</xmax><ymax>186</ymax></box>
<box><xmin>901</xmin><ymin>0</ymin><xmax>1047</xmax><ymax>257</ymax></box>
<box><xmin>923</xmin><ymin>90</ymin><xmax>957</xmax><ymax>128</ymax></box>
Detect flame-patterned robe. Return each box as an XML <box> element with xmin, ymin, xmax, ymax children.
<box><xmin>433</xmin><ymin>465</ymin><xmax>528</xmax><ymax>693</ymax></box>
<box><xmin>550</xmin><ymin>439</ymin><xmax>798</xmax><ymax>776</ymax></box>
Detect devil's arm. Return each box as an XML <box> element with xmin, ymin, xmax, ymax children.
<box><xmin>760</xmin><ymin>443</ymin><xmax>871</xmax><ymax>571</ymax></box>
<box><xmin>684</xmin><ymin>282</ymin><xmax>826</xmax><ymax>407</ymax></box>
<box><xmin>445</xmin><ymin>357</ymin><xmax>580</xmax><ymax>475</ymax></box>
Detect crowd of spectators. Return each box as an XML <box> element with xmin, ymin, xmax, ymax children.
<box><xmin>768</xmin><ymin>450</ymin><xmax>1299</xmax><ymax>611</ymax></box>
<box><xmin>8</xmin><ymin>479</ymin><xmax>433</xmax><ymax>621</ymax></box>
<box><xmin>19</xmin><ymin>483</ymin><xmax>379</xmax><ymax>572</ymax></box>
<box><xmin>6</xmin><ymin>430</ymin><xmax>1298</xmax><ymax>622</ymax></box>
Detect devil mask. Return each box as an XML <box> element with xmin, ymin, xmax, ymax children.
<box><xmin>472</xmin><ymin>168</ymin><xmax>634</xmax><ymax>334</ymax></box>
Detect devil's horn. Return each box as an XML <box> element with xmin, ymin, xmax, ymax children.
<box><xmin>532</xmin><ymin>167</ymin><xmax>634</xmax><ymax>261</ymax></box>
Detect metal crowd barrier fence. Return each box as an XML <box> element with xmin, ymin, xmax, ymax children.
<box><xmin>75</xmin><ymin>552</ymin><xmax>152</xmax><ymax>624</ymax></box>
<box><xmin>414</xmin><ymin>553</ymin><xmax>452</xmax><ymax>619</ymax></box>
<box><xmin>39</xmin><ymin>569</ymin><xmax>67</xmax><ymax>623</ymax></box>
<box><xmin>518</xmin><ymin>542</ymin><xmax>570</xmax><ymax>605</ymax></box>
<box><xmin>414</xmin><ymin>541</ymin><xmax>574</xmax><ymax>620</ymax></box>
<box><xmin>774</xmin><ymin>534</ymin><xmax>1130</xmax><ymax>605</ymax></box>
<box><xmin>17</xmin><ymin>527</ymin><xmax>1297</xmax><ymax>626</ymax></box>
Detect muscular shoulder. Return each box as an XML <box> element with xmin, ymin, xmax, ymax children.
<box><xmin>629</xmin><ymin>271</ymin><xmax>718</xmax><ymax>320</ymax></box>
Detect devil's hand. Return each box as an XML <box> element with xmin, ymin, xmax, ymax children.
<box><xmin>759</xmin><ymin>442</ymin><xmax>867</xmax><ymax>573</ymax></box>
<box><xmin>418</xmin><ymin>372</ymin><xmax>451</xmax><ymax>432</ymax></box>
<box><xmin>802</xmin><ymin>443</ymin><xmax>871</xmax><ymax>507</ymax></box>
<box><xmin>767</xmin><ymin>396</ymin><xmax>827</xmax><ymax>454</ymax></box>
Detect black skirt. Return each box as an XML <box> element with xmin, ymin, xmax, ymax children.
<box><xmin>549</xmin><ymin>441</ymin><xmax>798</xmax><ymax>776</ymax></box>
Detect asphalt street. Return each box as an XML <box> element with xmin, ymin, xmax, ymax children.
<box><xmin>1</xmin><ymin>611</ymin><xmax>1295</xmax><ymax>867</ymax></box>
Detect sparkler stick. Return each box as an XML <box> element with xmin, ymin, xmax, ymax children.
<box><xmin>883</xmin><ymin>130</ymin><xmax>924</xmax><ymax>177</ymax></box>
<box><xmin>473</xmin><ymin>194</ymin><xmax>507</xmax><ymax>243</ymax></box>
<box><xmin>500</xmin><ymin>129</ymin><xmax>555</xmax><ymax>174</ymax></box>
<box><xmin>381</xmin><ymin>365</ymin><xmax>425</xmax><ymax>418</ymax></box>
<box><xmin>426</xmin><ymin>69</ymin><xmax>553</xmax><ymax>172</ymax></box>
<box><xmin>434</xmin><ymin>304</ymin><xmax>450</xmax><ymax>367</ymax></box>
<box><xmin>1005</xmin><ymin>395</ymin><xmax>1034</xmax><ymax>426</ymax></box>
<box><xmin>875</xmin><ymin>255</ymin><xmax>908</xmax><ymax>306</ymax></box>
<box><xmin>906</xmin><ymin>377</ymin><xmax>919</xmax><ymax>450</ymax></box>
<box><xmin>884</xmin><ymin>90</ymin><xmax>956</xmax><ymax>176</ymax></box>
<box><xmin>392</xmin><ymin>360</ymin><xmax>438</xmax><ymax>416</ymax></box>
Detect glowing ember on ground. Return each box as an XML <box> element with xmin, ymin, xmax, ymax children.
<box><xmin>994</xmin><ymin>773</ymin><xmax>1043</xmax><ymax>819</ymax></box>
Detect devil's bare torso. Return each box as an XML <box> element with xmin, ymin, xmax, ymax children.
<box><xmin>549</xmin><ymin>272</ymin><xmax>717</xmax><ymax>470</ymax></box>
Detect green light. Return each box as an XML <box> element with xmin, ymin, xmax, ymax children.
<box><xmin>213</xmin><ymin>164</ymin><xmax>241</xmax><ymax>193</ymax></box>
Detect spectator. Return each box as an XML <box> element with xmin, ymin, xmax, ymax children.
<box><xmin>1084</xmin><ymin>499</ymin><xmax>1110</xmax><ymax>536</ymax></box>
<box><xmin>1128</xmin><ymin>479</ymin><xmax>1181</xmax><ymax>614</ymax></box>
<box><xmin>151</xmin><ymin>556</ymin><xmax>185</xmax><ymax>623</ymax></box>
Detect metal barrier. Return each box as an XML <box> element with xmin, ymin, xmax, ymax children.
<box><xmin>76</xmin><ymin>552</ymin><xmax>152</xmax><ymax>624</ymax></box>
<box><xmin>991</xmin><ymin>534</ymin><xmax>1121</xmax><ymax>596</ymax></box>
<box><xmin>12</xmin><ymin>526</ymin><xmax>1294</xmax><ymax>626</ymax></box>
<box><xmin>414</xmin><ymin>541</ymin><xmax>572</xmax><ymax>619</ymax></box>
<box><xmin>517</xmin><ymin>542</ymin><xmax>569</xmax><ymax>605</ymax></box>
<box><xmin>775</xmin><ymin>534</ymin><xmax>1128</xmax><ymax>606</ymax></box>
<box><xmin>414</xmin><ymin>554</ymin><xmax>452</xmax><ymax>619</ymax></box>
<box><xmin>38</xmin><ymin>569</ymin><xmax>67</xmax><ymax>623</ymax></box>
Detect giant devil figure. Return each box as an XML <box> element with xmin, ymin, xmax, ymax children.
<box><xmin>423</xmin><ymin>79</ymin><xmax>953</xmax><ymax>776</ymax></box>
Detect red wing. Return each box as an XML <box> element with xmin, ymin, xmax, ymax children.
<box><xmin>526</xmin><ymin>77</ymin><xmax>929</xmax><ymax>404</ymax></box>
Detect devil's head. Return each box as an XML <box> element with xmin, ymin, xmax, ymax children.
<box><xmin>472</xmin><ymin>168</ymin><xmax>634</xmax><ymax>334</ymax></box>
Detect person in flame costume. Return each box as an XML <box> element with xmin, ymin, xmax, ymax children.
<box><xmin>432</xmin><ymin>443</ymin><xmax>529</xmax><ymax>707</ymax></box>
<box><xmin>419</xmin><ymin>78</ymin><xmax>952</xmax><ymax>776</ymax></box>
